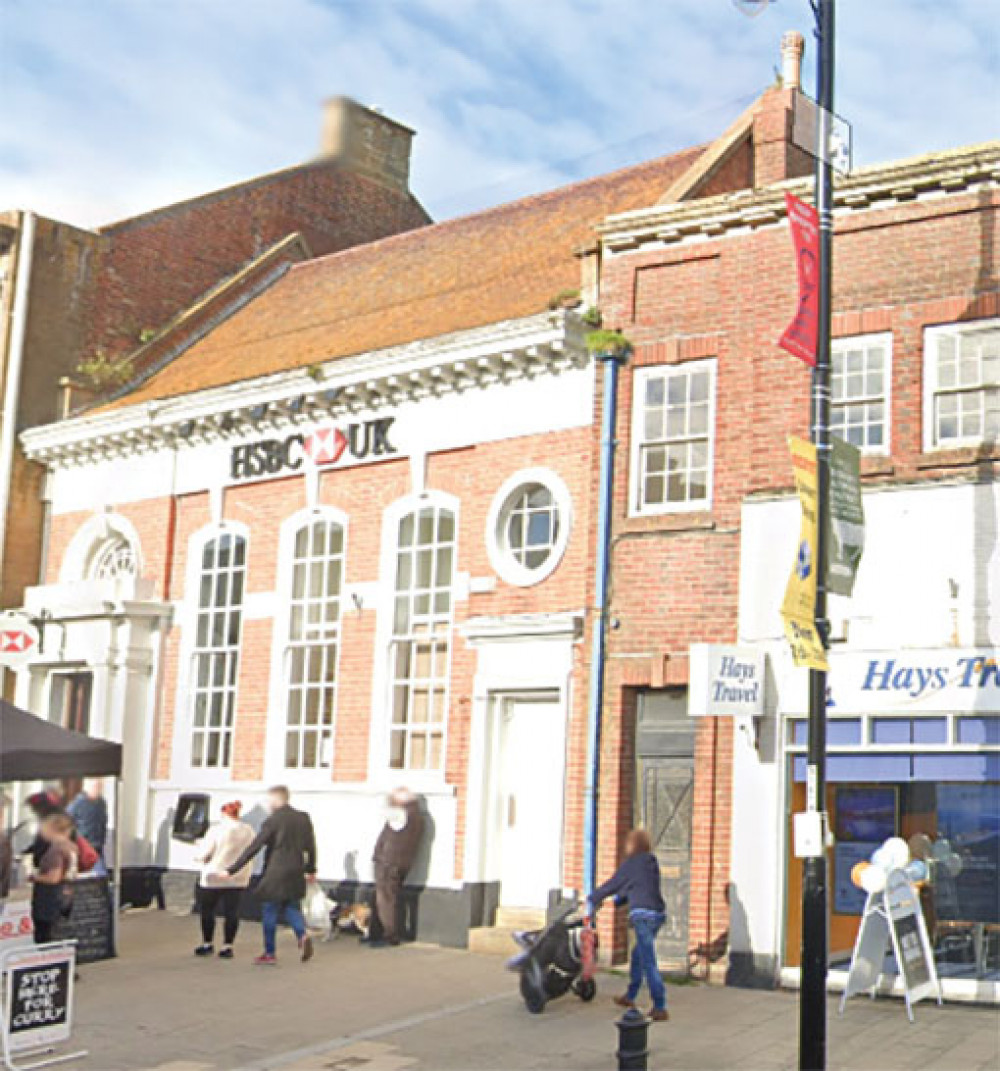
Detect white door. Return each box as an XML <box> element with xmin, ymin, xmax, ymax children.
<box><xmin>497</xmin><ymin>695</ymin><xmax>565</xmax><ymax>908</ymax></box>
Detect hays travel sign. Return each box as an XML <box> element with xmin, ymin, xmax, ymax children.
<box><xmin>781</xmin><ymin>648</ymin><xmax>1000</xmax><ymax>715</ymax></box>
<box><xmin>689</xmin><ymin>644</ymin><xmax>766</xmax><ymax>718</ymax></box>
<box><xmin>230</xmin><ymin>418</ymin><xmax>396</xmax><ymax>481</ymax></box>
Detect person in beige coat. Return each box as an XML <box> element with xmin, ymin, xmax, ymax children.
<box><xmin>194</xmin><ymin>801</ymin><xmax>254</xmax><ymax>959</ymax></box>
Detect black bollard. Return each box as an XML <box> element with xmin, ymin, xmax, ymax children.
<box><xmin>615</xmin><ymin>1007</ymin><xmax>649</xmax><ymax>1071</ymax></box>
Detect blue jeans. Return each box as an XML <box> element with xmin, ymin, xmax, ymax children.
<box><xmin>261</xmin><ymin>900</ymin><xmax>306</xmax><ymax>956</ymax></box>
<box><xmin>627</xmin><ymin>910</ymin><xmax>666</xmax><ymax>1010</ymax></box>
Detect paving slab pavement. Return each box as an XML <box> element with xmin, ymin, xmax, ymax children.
<box><xmin>57</xmin><ymin>912</ymin><xmax>999</xmax><ymax>1071</ymax></box>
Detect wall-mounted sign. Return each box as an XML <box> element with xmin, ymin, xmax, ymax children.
<box><xmin>689</xmin><ymin>644</ymin><xmax>766</xmax><ymax>718</ymax></box>
<box><xmin>780</xmin><ymin>648</ymin><xmax>1000</xmax><ymax>715</ymax></box>
<box><xmin>0</xmin><ymin>612</ymin><xmax>39</xmax><ymax>670</ymax></box>
<box><xmin>230</xmin><ymin>418</ymin><xmax>397</xmax><ymax>482</ymax></box>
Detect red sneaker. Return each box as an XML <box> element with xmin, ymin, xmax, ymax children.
<box><xmin>253</xmin><ymin>954</ymin><xmax>277</xmax><ymax>966</ymax></box>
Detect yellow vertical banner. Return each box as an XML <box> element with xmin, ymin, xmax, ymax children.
<box><xmin>780</xmin><ymin>437</ymin><xmax>829</xmax><ymax>671</ymax></box>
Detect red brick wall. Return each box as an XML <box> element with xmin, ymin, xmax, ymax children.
<box><xmin>596</xmin><ymin>182</ymin><xmax>999</xmax><ymax>968</ymax></box>
<box><xmin>45</xmin><ymin>421</ymin><xmax>597</xmax><ymax>888</ymax></box>
<box><xmin>90</xmin><ymin>164</ymin><xmax>429</xmax><ymax>359</ymax></box>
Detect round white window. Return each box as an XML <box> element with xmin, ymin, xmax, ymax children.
<box><xmin>487</xmin><ymin>469</ymin><xmax>572</xmax><ymax>587</ymax></box>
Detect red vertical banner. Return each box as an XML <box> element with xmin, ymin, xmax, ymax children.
<box><xmin>778</xmin><ymin>191</ymin><xmax>821</xmax><ymax>367</ymax></box>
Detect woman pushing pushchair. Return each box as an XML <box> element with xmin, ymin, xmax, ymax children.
<box><xmin>585</xmin><ymin>828</ymin><xmax>669</xmax><ymax>1022</ymax></box>
<box><xmin>508</xmin><ymin>827</ymin><xmax>668</xmax><ymax>1021</ymax></box>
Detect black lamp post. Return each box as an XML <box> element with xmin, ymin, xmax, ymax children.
<box><xmin>732</xmin><ymin>3</ymin><xmax>836</xmax><ymax>1070</ymax></box>
<box><xmin>802</xmin><ymin>7</ymin><xmax>835</xmax><ymax>1071</ymax></box>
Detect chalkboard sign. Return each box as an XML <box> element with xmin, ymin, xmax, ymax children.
<box><xmin>3</xmin><ymin>944</ymin><xmax>73</xmax><ymax>1055</ymax></box>
<box><xmin>885</xmin><ymin>869</ymin><xmax>937</xmax><ymax>1009</ymax></box>
<box><xmin>893</xmin><ymin>912</ymin><xmax>931</xmax><ymax>992</ymax></box>
<box><xmin>54</xmin><ymin>876</ymin><xmax>114</xmax><ymax>964</ymax></box>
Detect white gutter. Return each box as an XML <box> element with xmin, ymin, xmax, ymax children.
<box><xmin>0</xmin><ymin>210</ymin><xmax>35</xmax><ymax>600</ymax></box>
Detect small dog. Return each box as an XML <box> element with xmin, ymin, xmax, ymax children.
<box><xmin>327</xmin><ymin>901</ymin><xmax>372</xmax><ymax>942</ymax></box>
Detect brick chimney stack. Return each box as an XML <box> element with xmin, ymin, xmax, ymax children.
<box><xmin>780</xmin><ymin>31</ymin><xmax>805</xmax><ymax>91</ymax></box>
<box><xmin>319</xmin><ymin>96</ymin><xmax>415</xmax><ymax>194</ymax></box>
<box><xmin>751</xmin><ymin>32</ymin><xmax>813</xmax><ymax>187</ymax></box>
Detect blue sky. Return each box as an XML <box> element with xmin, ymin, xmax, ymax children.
<box><xmin>0</xmin><ymin>0</ymin><xmax>996</xmax><ymax>227</ymax></box>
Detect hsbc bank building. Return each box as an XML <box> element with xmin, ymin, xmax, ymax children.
<box><xmin>8</xmin><ymin>148</ymin><xmax>697</xmax><ymax>946</ymax></box>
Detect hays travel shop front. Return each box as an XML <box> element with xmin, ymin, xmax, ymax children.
<box><xmin>783</xmin><ymin>649</ymin><xmax>999</xmax><ymax>1000</ymax></box>
<box><xmin>857</xmin><ymin>652</ymin><xmax>1000</xmax><ymax>704</ymax></box>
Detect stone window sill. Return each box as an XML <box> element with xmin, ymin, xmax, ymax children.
<box><xmin>915</xmin><ymin>446</ymin><xmax>1000</xmax><ymax>471</ymax></box>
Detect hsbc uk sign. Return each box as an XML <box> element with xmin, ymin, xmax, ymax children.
<box><xmin>230</xmin><ymin>418</ymin><xmax>397</xmax><ymax>482</ymax></box>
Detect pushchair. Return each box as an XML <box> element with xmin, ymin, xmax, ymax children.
<box><xmin>506</xmin><ymin>905</ymin><xmax>598</xmax><ymax>1014</ymax></box>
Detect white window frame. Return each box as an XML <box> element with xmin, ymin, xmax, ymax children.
<box><xmin>269</xmin><ymin>507</ymin><xmax>348</xmax><ymax>779</ymax></box>
<box><xmin>175</xmin><ymin>521</ymin><xmax>249</xmax><ymax>780</ymax></box>
<box><xmin>629</xmin><ymin>358</ymin><xmax>717</xmax><ymax>517</ymax></box>
<box><xmin>830</xmin><ymin>332</ymin><xmax>892</xmax><ymax>455</ymax></box>
<box><xmin>923</xmin><ymin>318</ymin><xmax>1000</xmax><ymax>452</ymax></box>
<box><xmin>486</xmin><ymin>468</ymin><xmax>572</xmax><ymax>587</ymax></box>
<box><xmin>371</xmin><ymin>491</ymin><xmax>459</xmax><ymax>784</ymax></box>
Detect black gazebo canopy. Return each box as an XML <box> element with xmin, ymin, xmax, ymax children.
<box><xmin>0</xmin><ymin>698</ymin><xmax>122</xmax><ymax>782</ymax></box>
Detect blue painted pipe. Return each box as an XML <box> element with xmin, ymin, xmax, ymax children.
<box><xmin>583</xmin><ymin>349</ymin><xmax>626</xmax><ymax>898</ymax></box>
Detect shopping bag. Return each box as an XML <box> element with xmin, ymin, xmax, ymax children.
<box><xmin>302</xmin><ymin>882</ymin><xmax>335</xmax><ymax>934</ymax></box>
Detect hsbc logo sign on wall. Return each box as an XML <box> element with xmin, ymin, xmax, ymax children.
<box><xmin>304</xmin><ymin>426</ymin><xmax>349</xmax><ymax>466</ymax></box>
<box><xmin>230</xmin><ymin>418</ymin><xmax>397</xmax><ymax>482</ymax></box>
<box><xmin>0</xmin><ymin>612</ymin><xmax>40</xmax><ymax>669</ymax></box>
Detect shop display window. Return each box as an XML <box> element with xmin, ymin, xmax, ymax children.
<box><xmin>784</xmin><ymin>713</ymin><xmax>1000</xmax><ymax>984</ymax></box>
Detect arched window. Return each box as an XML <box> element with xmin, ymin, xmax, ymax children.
<box><xmin>61</xmin><ymin>513</ymin><xmax>142</xmax><ymax>584</ymax></box>
<box><xmin>389</xmin><ymin>503</ymin><xmax>456</xmax><ymax>772</ymax></box>
<box><xmin>283</xmin><ymin>517</ymin><xmax>345</xmax><ymax>769</ymax></box>
<box><xmin>189</xmin><ymin>531</ymin><xmax>246</xmax><ymax>769</ymax></box>
<box><xmin>89</xmin><ymin>536</ymin><xmax>137</xmax><ymax>580</ymax></box>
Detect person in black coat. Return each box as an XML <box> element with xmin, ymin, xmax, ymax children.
<box><xmin>368</xmin><ymin>788</ymin><xmax>424</xmax><ymax>948</ymax></box>
<box><xmin>225</xmin><ymin>786</ymin><xmax>317</xmax><ymax>966</ymax></box>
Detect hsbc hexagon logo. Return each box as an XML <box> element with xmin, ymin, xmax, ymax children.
<box><xmin>0</xmin><ymin>612</ymin><xmax>40</xmax><ymax>669</ymax></box>
<box><xmin>0</xmin><ymin>631</ymin><xmax>34</xmax><ymax>654</ymax></box>
<box><xmin>304</xmin><ymin>426</ymin><xmax>348</xmax><ymax>466</ymax></box>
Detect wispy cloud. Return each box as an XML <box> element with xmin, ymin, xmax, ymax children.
<box><xmin>0</xmin><ymin>0</ymin><xmax>996</xmax><ymax>228</ymax></box>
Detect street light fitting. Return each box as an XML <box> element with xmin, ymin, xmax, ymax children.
<box><xmin>731</xmin><ymin>0</ymin><xmax>775</xmax><ymax>16</ymax></box>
